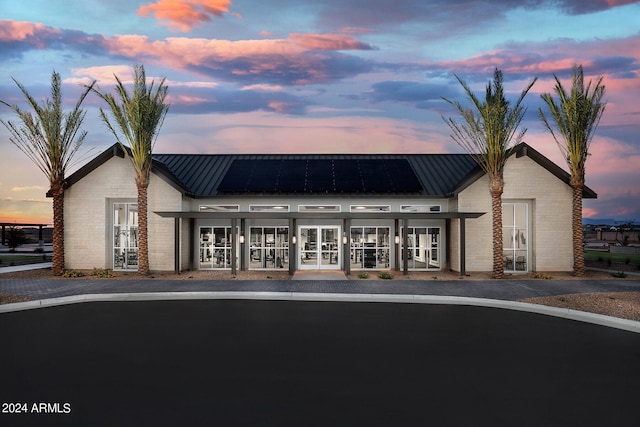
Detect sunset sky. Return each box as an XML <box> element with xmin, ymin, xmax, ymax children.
<box><xmin>1</xmin><ymin>0</ymin><xmax>639</xmax><ymax>225</ymax></box>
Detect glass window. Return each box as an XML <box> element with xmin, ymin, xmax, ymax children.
<box><xmin>401</xmin><ymin>227</ymin><xmax>440</xmax><ymax>270</ymax></box>
<box><xmin>199</xmin><ymin>205</ymin><xmax>239</xmax><ymax>212</ymax></box>
<box><xmin>350</xmin><ymin>205</ymin><xmax>391</xmax><ymax>212</ymax></box>
<box><xmin>200</xmin><ymin>226</ymin><xmax>235</xmax><ymax>269</ymax></box>
<box><xmin>113</xmin><ymin>203</ymin><xmax>138</xmax><ymax>270</ymax></box>
<box><xmin>249</xmin><ymin>205</ymin><xmax>290</xmax><ymax>212</ymax></box>
<box><xmin>350</xmin><ymin>226</ymin><xmax>390</xmax><ymax>269</ymax></box>
<box><xmin>503</xmin><ymin>203</ymin><xmax>528</xmax><ymax>272</ymax></box>
<box><xmin>298</xmin><ymin>205</ymin><xmax>341</xmax><ymax>213</ymax></box>
<box><xmin>401</xmin><ymin>205</ymin><xmax>441</xmax><ymax>213</ymax></box>
<box><xmin>249</xmin><ymin>226</ymin><xmax>289</xmax><ymax>269</ymax></box>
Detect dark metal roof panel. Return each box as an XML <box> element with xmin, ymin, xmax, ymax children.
<box><xmin>151</xmin><ymin>153</ymin><xmax>479</xmax><ymax>197</ymax></box>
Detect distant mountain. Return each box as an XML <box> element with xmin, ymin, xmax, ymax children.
<box><xmin>583</xmin><ymin>218</ymin><xmax>638</xmax><ymax>226</ymax></box>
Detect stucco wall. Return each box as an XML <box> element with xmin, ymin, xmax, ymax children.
<box><xmin>457</xmin><ymin>154</ymin><xmax>573</xmax><ymax>272</ymax></box>
<box><xmin>64</xmin><ymin>156</ymin><xmax>182</xmax><ymax>271</ymax></box>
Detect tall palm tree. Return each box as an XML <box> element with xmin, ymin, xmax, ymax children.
<box><xmin>539</xmin><ymin>65</ymin><xmax>606</xmax><ymax>276</ymax></box>
<box><xmin>93</xmin><ymin>64</ymin><xmax>169</xmax><ymax>276</ymax></box>
<box><xmin>443</xmin><ymin>68</ymin><xmax>537</xmax><ymax>279</ymax></box>
<box><xmin>0</xmin><ymin>72</ymin><xmax>95</xmax><ymax>276</ymax></box>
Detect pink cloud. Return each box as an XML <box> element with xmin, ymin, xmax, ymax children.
<box><xmin>0</xmin><ymin>20</ymin><xmax>61</xmax><ymax>47</ymax></box>
<box><xmin>100</xmin><ymin>32</ymin><xmax>373</xmax><ymax>85</ymax></box>
<box><xmin>138</xmin><ymin>0</ymin><xmax>234</xmax><ymax>32</ymax></box>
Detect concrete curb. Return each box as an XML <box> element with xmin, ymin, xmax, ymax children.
<box><xmin>1</xmin><ymin>291</ymin><xmax>638</xmax><ymax>333</ymax></box>
<box><xmin>0</xmin><ymin>262</ymin><xmax>52</xmax><ymax>273</ymax></box>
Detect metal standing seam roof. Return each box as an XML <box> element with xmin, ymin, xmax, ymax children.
<box><xmin>151</xmin><ymin>153</ymin><xmax>480</xmax><ymax>197</ymax></box>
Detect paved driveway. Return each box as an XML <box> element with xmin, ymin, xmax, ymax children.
<box><xmin>1</xmin><ymin>299</ymin><xmax>639</xmax><ymax>426</ymax></box>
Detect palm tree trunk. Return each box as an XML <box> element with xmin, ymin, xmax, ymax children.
<box><xmin>491</xmin><ymin>189</ymin><xmax>505</xmax><ymax>279</ymax></box>
<box><xmin>572</xmin><ymin>184</ymin><xmax>585</xmax><ymax>276</ymax></box>
<box><xmin>51</xmin><ymin>187</ymin><xmax>65</xmax><ymax>276</ymax></box>
<box><xmin>137</xmin><ymin>182</ymin><xmax>150</xmax><ymax>276</ymax></box>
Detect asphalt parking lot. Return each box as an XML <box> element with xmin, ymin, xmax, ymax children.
<box><xmin>1</xmin><ymin>298</ymin><xmax>639</xmax><ymax>426</ymax></box>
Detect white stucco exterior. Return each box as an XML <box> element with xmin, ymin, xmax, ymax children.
<box><xmin>61</xmin><ymin>144</ymin><xmax>585</xmax><ymax>274</ymax></box>
<box><xmin>456</xmin><ymin>154</ymin><xmax>573</xmax><ymax>272</ymax></box>
<box><xmin>64</xmin><ymin>155</ymin><xmax>181</xmax><ymax>271</ymax></box>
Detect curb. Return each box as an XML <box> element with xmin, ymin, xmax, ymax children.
<box><xmin>1</xmin><ymin>291</ymin><xmax>638</xmax><ymax>334</ymax></box>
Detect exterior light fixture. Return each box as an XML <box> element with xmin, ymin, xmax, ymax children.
<box><xmin>239</xmin><ymin>234</ymin><xmax>245</xmax><ymax>244</ymax></box>
<box><xmin>342</xmin><ymin>235</ymin><xmax>348</xmax><ymax>245</ymax></box>
<box><xmin>394</xmin><ymin>235</ymin><xmax>400</xmax><ymax>244</ymax></box>
<box><xmin>292</xmin><ymin>235</ymin><xmax>297</xmax><ymax>245</ymax></box>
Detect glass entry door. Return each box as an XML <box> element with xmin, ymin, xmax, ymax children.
<box><xmin>299</xmin><ymin>226</ymin><xmax>340</xmax><ymax>269</ymax></box>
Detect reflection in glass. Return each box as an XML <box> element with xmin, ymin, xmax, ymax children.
<box><xmin>503</xmin><ymin>203</ymin><xmax>528</xmax><ymax>272</ymax></box>
<box><xmin>113</xmin><ymin>203</ymin><xmax>138</xmax><ymax>270</ymax></box>
<box><xmin>200</xmin><ymin>226</ymin><xmax>236</xmax><ymax>269</ymax></box>
<box><xmin>350</xmin><ymin>226</ymin><xmax>390</xmax><ymax>269</ymax></box>
<box><xmin>250</xmin><ymin>226</ymin><xmax>289</xmax><ymax>269</ymax></box>
<box><xmin>401</xmin><ymin>227</ymin><xmax>440</xmax><ymax>270</ymax></box>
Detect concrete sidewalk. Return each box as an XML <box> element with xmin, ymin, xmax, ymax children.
<box><xmin>2</xmin><ymin>269</ymin><xmax>639</xmax><ymax>303</ymax></box>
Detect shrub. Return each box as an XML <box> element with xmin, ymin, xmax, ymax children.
<box><xmin>378</xmin><ymin>271</ymin><xmax>393</xmax><ymax>280</ymax></box>
<box><xmin>611</xmin><ymin>271</ymin><xmax>627</xmax><ymax>278</ymax></box>
<box><xmin>624</xmin><ymin>258</ymin><xmax>631</xmax><ymax>265</ymax></box>
<box><xmin>92</xmin><ymin>267</ymin><xmax>114</xmax><ymax>278</ymax></box>
<box><xmin>533</xmin><ymin>272</ymin><xmax>553</xmax><ymax>280</ymax></box>
<box><xmin>358</xmin><ymin>272</ymin><xmax>369</xmax><ymax>279</ymax></box>
<box><xmin>63</xmin><ymin>270</ymin><xmax>85</xmax><ymax>278</ymax></box>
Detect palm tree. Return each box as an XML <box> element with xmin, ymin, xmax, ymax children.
<box><xmin>443</xmin><ymin>68</ymin><xmax>537</xmax><ymax>279</ymax></box>
<box><xmin>0</xmin><ymin>72</ymin><xmax>95</xmax><ymax>276</ymax></box>
<box><xmin>93</xmin><ymin>64</ymin><xmax>169</xmax><ymax>276</ymax></box>
<box><xmin>539</xmin><ymin>65</ymin><xmax>606</xmax><ymax>276</ymax></box>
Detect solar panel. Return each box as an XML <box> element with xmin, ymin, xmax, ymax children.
<box><xmin>217</xmin><ymin>158</ymin><xmax>423</xmax><ymax>194</ymax></box>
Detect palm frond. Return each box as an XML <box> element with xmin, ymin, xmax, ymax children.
<box><xmin>539</xmin><ymin>65</ymin><xmax>606</xmax><ymax>181</ymax></box>
<box><xmin>442</xmin><ymin>68</ymin><xmax>537</xmax><ymax>180</ymax></box>
<box><xmin>0</xmin><ymin>71</ymin><xmax>96</xmax><ymax>188</ymax></box>
<box><xmin>92</xmin><ymin>64</ymin><xmax>170</xmax><ymax>181</ymax></box>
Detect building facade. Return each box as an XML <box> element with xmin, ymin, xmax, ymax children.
<box><xmin>61</xmin><ymin>143</ymin><xmax>595</xmax><ymax>275</ymax></box>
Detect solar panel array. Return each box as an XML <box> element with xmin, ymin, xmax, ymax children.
<box><xmin>217</xmin><ymin>159</ymin><xmax>423</xmax><ymax>194</ymax></box>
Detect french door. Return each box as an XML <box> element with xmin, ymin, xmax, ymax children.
<box><xmin>299</xmin><ymin>226</ymin><xmax>341</xmax><ymax>270</ymax></box>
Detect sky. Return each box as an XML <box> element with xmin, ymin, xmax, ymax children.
<box><xmin>1</xmin><ymin>0</ymin><xmax>639</xmax><ymax>225</ymax></box>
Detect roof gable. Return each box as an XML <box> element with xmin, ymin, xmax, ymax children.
<box><xmin>62</xmin><ymin>142</ymin><xmax>595</xmax><ymax>199</ymax></box>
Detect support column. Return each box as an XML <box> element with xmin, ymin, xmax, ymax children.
<box><xmin>460</xmin><ymin>218</ymin><xmax>466</xmax><ymax>276</ymax></box>
<box><xmin>174</xmin><ymin>218</ymin><xmax>181</xmax><ymax>274</ymax></box>
<box><xmin>240</xmin><ymin>218</ymin><xmax>246</xmax><ymax>271</ymax></box>
<box><xmin>231</xmin><ymin>218</ymin><xmax>238</xmax><ymax>276</ymax></box>
<box><xmin>403</xmin><ymin>218</ymin><xmax>409</xmax><ymax>275</ymax></box>
<box><xmin>189</xmin><ymin>218</ymin><xmax>195</xmax><ymax>271</ymax></box>
<box><xmin>288</xmin><ymin>217</ymin><xmax>296</xmax><ymax>275</ymax></box>
<box><xmin>343</xmin><ymin>218</ymin><xmax>351</xmax><ymax>276</ymax></box>
<box><xmin>394</xmin><ymin>219</ymin><xmax>400</xmax><ymax>272</ymax></box>
<box><xmin>38</xmin><ymin>225</ymin><xmax>44</xmax><ymax>248</ymax></box>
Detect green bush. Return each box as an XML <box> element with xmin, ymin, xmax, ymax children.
<box><xmin>611</xmin><ymin>271</ymin><xmax>627</xmax><ymax>278</ymax></box>
<box><xmin>358</xmin><ymin>272</ymin><xmax>369</xmax><ymax>279</ymax></box>
<box><xmin>532</xmin><ymin>272</ymin><xmax>553</xmax><ymax>280</ymax></box>
<box><xmin>378</xmin><ymin>271</ymin><xmax>393</xmax><ymax>280</ymax></box>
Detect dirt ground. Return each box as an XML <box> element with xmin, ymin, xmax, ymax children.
<box><xmin>1</xmin><ymin>267</ymin><xmax>639</xmax><ymax>321</ymax></box>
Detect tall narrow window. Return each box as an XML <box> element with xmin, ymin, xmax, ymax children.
<box><xmin>113</xmin><ymin>203</ymin><xmax>138</xmax><ymax>270</ymax></box>
<box><xmin>503</xmin><ymin>203</ymin><xmax>528</xmax><ymax>272</ymax></box>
